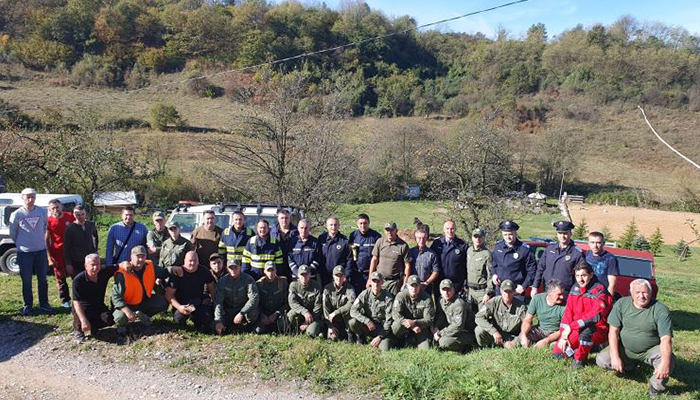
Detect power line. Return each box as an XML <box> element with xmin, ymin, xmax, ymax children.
<box><xmin>638</xmin><ymin>105</ymin><xmax>700</xmax><ymax>171</ymax></box>
<box><xmin>0</xmin><ymin>0</ymin><xmax>530</xmax><ymax>118</ymax></box>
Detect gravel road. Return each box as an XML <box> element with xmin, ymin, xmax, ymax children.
<box><xmin>0</xmin><ymin>320</ymin><xmax>334</xmax><ymax>400</ymax></box>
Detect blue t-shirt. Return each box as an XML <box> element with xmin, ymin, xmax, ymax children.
<box><xmin>585</xmin><ymin>250</ymin><xmax>619</xmax><ymax>291</ymax></box>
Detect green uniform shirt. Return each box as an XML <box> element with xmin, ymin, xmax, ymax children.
<box><xmin>392</xmin><ymin>289</ymin><xmax>435</xmax><ymax>330</ymax></box>
<box><xmin>475</xmin><ymin>296</ymin><xmax>527</xmax><ymax>335</ymax></box>
<box><xmin>147</xmin><ymin>228</ymin><xmax>168</xmax><ymax>264</ymax></box>
<box><xmin>437</xmin><ymin>296</ymin><xmax>472</xmax><ymax>337</ymax></box>
<box><xmin>323</xmin><ymin>282</ymin><xmax>356</xmax><ymax>320</ymax></box>
<box><xmin>288</xmin><ymin>280</ymin><xmax>323</xmax><ymax>319</ymax></box>
<box><xmin>214</xmin><ymin>273</ymin><xmax>259</xmax><ymax>322</ymax></box>
<box><xmin>467</xmin><ymin>247</ymin><xmax>494</xmax><ymax>294</ymax></box>
<box><xmin>257</xmin><ymin>276</ymin><xmax>289</xmax><ymax>316</ymax></box>
<box><xmin>351</xmin><ymin>289</ymin><xmax>394</xmax><ymax>336</ymax></box>
<box><xmin>608</xmin><ymin>297</ymin><xmax>674</xmax><ymax>360</ymax></box>
<box><xmin>372</xmin><ymin>237</ymin><xmax>411</xmax><ymax>279</ymax></box>
<box><xmin>527</xmin><ymin>293</ymin><xmax>565</xmax><ymax>332</ymax></box>
<box><xmin>159</xmin><ymin>236</ymin><xmax>194</xmax><ymax>268</ymax></box>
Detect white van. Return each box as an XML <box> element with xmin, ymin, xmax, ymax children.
<box><xmin>0</xmin><ymin>193</ymin><xmax>83</xmax><ymax>274</ymax></box>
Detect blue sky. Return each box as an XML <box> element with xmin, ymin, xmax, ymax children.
<box><xmin>310</xmin><ymin>0</ymin><xmax>700</xmax><ymax>38</ymax></box>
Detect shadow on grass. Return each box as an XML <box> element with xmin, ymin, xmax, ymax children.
<box><xmin>0</xmin><ymin>319</ymin><xmax>55</xmax><ymax>362</ymax></box>
<box><xmin>670</xmin><ymin>310</ymin><xmax>700</xmax><ymax>332</ymax></box>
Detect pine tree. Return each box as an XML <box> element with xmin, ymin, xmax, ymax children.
<box><xmin>600</xmin><ymin>226</ymin><xmax>613</xmax><ymax>242</ymax></box>
<box><xmin>573</xmin><ymin>218</ymin><xmax>588</xmax><ymax>240</ymax></box>
<box><xmin>648</xmin><ymin>227</ymin><xmax>664</xmax><ymax>255</ymax></box>
<box><xmin>632</xmin><ymin>235</ymin><xmax>650</xmax><ymax>252</ymax></box>
<box><xmin>618</xmin><ymin>219</ymin><xmax>639</xmax><ymax>249</ymax></box>
<box><xmin>674</xmin><ymin>240</ymin><xmax>692</xmax><ymax>261</ymax></box>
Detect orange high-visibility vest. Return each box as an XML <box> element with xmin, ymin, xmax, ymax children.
<box><xmin>115</xmin><ymin>260</ymin><xmax>156</xmax><ymax>306</ymax></box>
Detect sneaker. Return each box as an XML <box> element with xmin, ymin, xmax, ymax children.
<box><xmin>61</xmin><ymin>301</ymin><xmax>71</xmax><ymax>309</ymax></box>
<box><xmin>570</xmin><ymin>360</ymin><xmax>584</xmax><ymax>369</ymax></box>
<box><xmin>73</xmin><ymin>331</ymin><xmax>87</xmax><ymax>344</ymax></box>
<box><xmin>38</xmin><ymin>304</ymin><xmax>55</xmax><ymax>314</ymax></box>
<box><xmin>21</xmin><ymin>306</ymin><xmax>33</xmax><ymax>316</ymax></box>
<box><xmin>135</xmin><ymin>311</ymin><xmax>152</xmax><ymax>326</ymax></box>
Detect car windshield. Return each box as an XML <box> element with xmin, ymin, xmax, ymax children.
<box><xmin>215</xmin><ymin>214</ymin><xmax>229</xmax><ymax>229</ymax></box>
<box><xmin>616</xmin><ymin>256</ymin><xmax>654</xmax><ymax>279</ymax></box>
<box><xmin>170</xmin><ymin>213</ymin><xmax>197</xmax><ymax>233</ymax></box>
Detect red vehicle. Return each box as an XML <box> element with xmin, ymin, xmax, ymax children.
<box><xmin>525</xmin><ymin>240</ymin><xmax>658</xmax><ymax>298</ymax></box>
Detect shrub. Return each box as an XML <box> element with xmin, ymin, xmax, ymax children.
<box><xmin>11</xmin><ymin>37</ymin><xmax>73</xmax><ymax>70</ymax></box>
<box><xmin>631</xmin><ymin>235</ymin><xmax>650</xmax><ymax>252</ymax></box>
<box><xmin>572</xmin><ymin>218</ymin><xmax>588</xmax><ymax>240</ymax></box>
<box><xmin>124</xmin><ymin>63</ymin><xmax>154</xmax><ymax>89</ymax></box>
<box><xmin>673</xmin><ymin>239</ymin><xmax>691</xmax><ymax>261</ymax></box>
<box><xmin>136</xmin><ymin>46</ymin><xmax>184</xmax><ymax>73</ymax></box>
<box><xmin>70</xmin><ymin>54</ymin><xmax>120</xmax><ymax>87</ymax></box>
<box><xmin>150</xmin><ymin>103</ymin><xmax>185</xmax><ymax>131</ymax></box>
<box><xmin>102</xmin><ymin>117</ymin><xmax>151</xmax><ymax>131</ymax></box>
<box><xmin>184</xmin><ymin>71</ymin><xmax>223</xmax><ymax>98</ymax></box>
<box><xmin>648</xmin><ymin>227</ymin><xmax>664</xmax><ymax>255</ymax></box>
<box><xmin>443</xmin><ymin>95</ymin><xmax>470</xmax><ymax>118</ymax></box>
<box><xmin>600</xmin><ymin>226</ymin><xmax>613</xmax><ymax>242</ymax></box>
<box><xmin>618</xmin><ymin>219</ymin><xmax>639</xmax><ymax>249</ymax></box>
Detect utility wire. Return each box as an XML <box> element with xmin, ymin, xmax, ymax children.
<box><xmin>638</xmin><ymin>106</ymin><xmax>700</xmax><ymax>171</ymax></box>
<box><xmin>0</xmin><ymin>0</ymin><xmax>530</xmax><ymax>117</ymax></box>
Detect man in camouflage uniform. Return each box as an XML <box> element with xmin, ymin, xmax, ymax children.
<box><xmin>392</xmin><ymin>275</ymin><xmax>435</xmax><ymax>349</ymax></box>
<box><xmin>475</xmin><ymin>279</ymin><xmax>527</xmax><ymax>348</ymax></box>
<box><xmin>433</xmin><ymin>279</ymin><xmax>476</xmax><ymax>352</ymax></box>
<box><xmin>466</xmin><ymin>228</ymin><xmax>494</xmax><ymax>313</ymax></box>
<box><xmin>288</xmin><ymin>264</ymin><xmax>323</xmax><ymax>337</ymax></box>
<box><xmin>323</xmin><ymin>266</ymin><xmax>356</xmax><ymax>342</ymax></box>
<box><xmin>214</xmin><ymin>261</ymin><xmax>259</xmax><ymax>334</ymax></box>
<box><xmin>349</xmin><ymin>271</ymin><xmax>394</xmax><ymax>351</ymax></box>
<box><xmin>255</xmin><ymin>261</ymin><xmax>289</xmax><ymax>334</ymax></box>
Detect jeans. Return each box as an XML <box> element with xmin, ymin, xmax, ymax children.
<box><xmin>17</xmin><ymin>250</ymin><xmax>49</xmax><ymax>308</ymax></box>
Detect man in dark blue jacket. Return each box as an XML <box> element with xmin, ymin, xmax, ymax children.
<box><xmin>532</xmin><ymin>220</ymin><xmax>583</xmax><ymax>295</ymax></box>
<box><xmin>491</xmin><ymin>220</ymin><xmax>536</xmax><ymax>301</ymax></box>
<box><xmin>288</xmin><ymin>219</ymin><xmax>321</xmax><ymax>280</ymax></box>
<box><xmin>318</xmin><ymin>217</ymin><xmax>352</xmax><ymax>286</ymax></box>
<box><xmin>430</xmin><ymin>220</ymin><xmax>468</xmax><ymax>294</ymax></box>
<box><xmin>348</xmin><ymin>213</ymin><xmax>381</xmax><ymax>293</ymax></box>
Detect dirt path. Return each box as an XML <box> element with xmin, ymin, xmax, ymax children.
<box><xmin>0</xmin><ymin>321</ymin><xmax>333</xmax><ymax>400</ymax></box>
<box><xmin>568</xmin><ymin>204</ymin><xmax>700</xmax><ymax>245</ymax></box>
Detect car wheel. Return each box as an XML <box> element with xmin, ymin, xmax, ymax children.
<box><xmin>0</xmin><ymin>247</ymin><xmax>20</xmax><ymax>275</ymax></box>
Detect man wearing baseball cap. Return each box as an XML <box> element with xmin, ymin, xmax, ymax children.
<box><xmin>474</xmin><ymin>279</ymin><xmax>527</xmax><ymax>348</ymax></box>
<box><xmin>323</xmin><ymin>266</ymin><xmax>357</xmax><ymax>341</ymax></box>
<box><xmin>532</xmin><ymin>220</ymin><xmax>583</xmax><ymax>295</ymax></box>
<box><xmin>146</xmin><ymin>211</ymin><xmax>168</xmax><ymax>267</ymax></box>
<box><xmin>215</xmin><ymin>260</ymin><xmax>259</xmax><ymax>334</ymax></box>
<box><xmin>255</xmin><ymin>261</ymin><xmax>289</xmax><ymax>334</ymax></box>
<box><xmin>368</xmin><ymin>221</ymin><xmax>411</xmax><ymax>295</ymax></box>
<box><xmin>159</xmin><ymin>222</ymin><xmax>193</xmax><ymax>269</ymax></box>
<box><xmin>287</xmin><ymin>264</ymin><xmax>323</xmax><ymax>337</ymax></box>
<box><xmin>391</xmin><ymin>275</ymin><xmax>435</xmax><ymax>349</ymax></box>
<box><xmin>466</xmin><ymin>228</ymin><xmax>494</xmax><ymax>313</ymax></box>
<box><xmin>349</xmin><ymin>271</ymin><xmax>395</xmax><ymax>351</ymax></box>
<box><xmin>9</xmin><ymin>188</ymin><xmax>52</xmax><ymax>315</ymax></box>
<box><xmin>433</xmin><ymin>279</ymin><xmax>476</xmax><ymax>352</ymax></box>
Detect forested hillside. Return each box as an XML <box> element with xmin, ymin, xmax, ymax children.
<box><xmin>1</xmin><ymin>0</ymin><xmax>699</xmax><ymax>117</ymax></box>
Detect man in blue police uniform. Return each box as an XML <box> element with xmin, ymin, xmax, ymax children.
<box><xmin>531</xmin><ymin>220</ymin><xmax>583</xmax><ymax>295</ymax></box>
<box><xmin>288</xmin><ymin>219</ymin><xmax>321</xmax><ymax>281</ymax></box>
<box><xmin>491</xmin><ymin>220</ymin><xmax>536</xmax><ymax>301</ymax></box>
<box><xmin>348</xmin><ymin>213</ymin><xmax>381</xmax><ymax>294</ymax></box>
<box><xmin>430</xmin><ymin>220</ymin><xmax>468</xmax><ymax>294</ymax></box>
<box><xmin>318</xmin><ymin>216</ymin><xmax>352</xmax><ymax>286</ymax></box>
<box><xmin>270</xmin><ymin>209</ymin><xmax>298</xmax><ymax>280</ymax></box>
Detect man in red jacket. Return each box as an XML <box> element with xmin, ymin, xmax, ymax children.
<box><xmin>554</xmin><ymin>259</ymin><xmax>613</xmax><ymax>368</ymax></box>
<box><xmin>46</xmin><ymin>199</ymin><xmax>75</xmax><ymax>308</ymax></box>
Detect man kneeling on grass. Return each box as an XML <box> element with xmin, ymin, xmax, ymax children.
<box><xmin>165</xmin><ymin>251</ymin><xmax>216</xmax><ymax>332</ymax></box>
<box><xmin>112</xmin><ymin>245</ymin><xmax>169</xmax><ymax>345</ymax></box>
<box><xmin>474</xmin><ymin>280</ymin><xmax>527</xmax><ymax>348</ymax></box>
<box><xmin>348</xmin><ymin>271</ymin><xmax>394</xmax><ymax>351</ymax></box>
<box><xmin>72</xmin><ymin>254</ymin><xmax>117</xmax><ymax>343</ymax></box>
<box><xmin>287</xmin><ymin>265</ymin><xmax>323</xmax><ymax>337</ymax></box>
<box><xmin>512</xmin><ymin>279</ymin><xmax>566</xmax><ymax>350</ymax></box>
<box><xmin>433</xmin><ymin>279</ymin><xmax>476</xmax><ymax>352</ymax></box>
<box><xmin>214</xmin><ymin>261</ymin><xmax>259</xmax><ymax>334</ymax></box>
<box><xmin>596</xmin><ymin>278</ymin><xmax>674</xmax><ymax>396</ymax></box>
<box><xmin>391</xmin><ymin>275</ymin><xmax>435</xmax><ymax>349</ymax></box>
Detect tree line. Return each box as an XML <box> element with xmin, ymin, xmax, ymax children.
<box><xmin>1</xmin><ymin>0</ymin><xmax>700</xmax><ymax>116</ymax></box>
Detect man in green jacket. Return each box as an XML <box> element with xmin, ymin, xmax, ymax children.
<box><xmin>466</xmin><ymin>228</ymin><xmax>494</xmax><ymax>313</ymax></box>
<box><xmin>349</xmin><ymin>271</ymin><xmax>394</xmax><ymax>351</ymax></box>
<box><xmin>323</xmin><ymin>266</ymin><xmax>356</xmax><ymax>342</ymax></box>
<box><xmin>159</xmin><ymin>222</ymin><xmax>193</xmax><ymax>269</ymax></box>
<box><xmin>392</xmin><ymin>274</ymin><xmax>435</xmax><ymax>349</ymax></box>
<box><xmin>255</xmin><ymin>261</ymin><xmax>289</xmax><ymax>334</ymax></box>
<box><xmin>475</xmin><ymin>279</ymin><xmax>527</xmax><ymax>348</ymax></box>
<box><xmin>433</xmin><ymin>279</ymin><xmax>476</xmax><ymax>352</ymax></box>
<box><xmin>288</xmin><ymin>264</ymin><xmax>323</xmax><ymax>337</ymax></box>
<box><xmin>214</xmin><ymin>261</ymin><xmax>259</xmax><ymax>334</ymax></box>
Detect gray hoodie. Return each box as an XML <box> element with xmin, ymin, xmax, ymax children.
<box><xmin>9</xmin><ymin>206</ymin><xmax>48</xmax><ymax>252</ymax></box>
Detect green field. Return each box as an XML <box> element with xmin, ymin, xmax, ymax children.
<box><xmin>1</xmin><ymin>202</ymin><xmax>698</xmax><ymax>399</ymax></box>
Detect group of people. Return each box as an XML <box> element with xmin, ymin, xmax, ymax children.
<box><xmin>9</xmin><ymin>188</ymin><xmax>674</xmax><ymax>396</ymax></box>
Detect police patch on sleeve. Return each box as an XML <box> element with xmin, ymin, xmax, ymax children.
<box><xmin>336</xmin><ymin>244</ymin><xmax>342</xmax><ymax>250</ymax></box>
<box><xmin>513</xmin><ymin>253</ymin><xmax>519</xmax><ymax>259</ymax></box>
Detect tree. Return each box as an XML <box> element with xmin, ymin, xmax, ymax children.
<box><xmin>673</xmin><ymin>239</ymin><xmax>691</xmax><ymax>261</ymax></box>
<box><xmin>600</xmin><ymin>226</ymin><xmax>613</xmax><ymax>242</ymax></box>
<box><xmin>632</xmin><ymin>236</ymin><xmax>650</xmax><ymax>252</ymax></box>
<box><xmin>425</xmin><ymin>116</ymin><xmax>518</xmax><ymax>238</ymax></box>
<box><xmin>573</xmin><ymin>218</ymin><xmax>588</xmax><ymax>240</ymax></box>
<box><xmin>150</xmin><ymin>103</ymin><xmax>185</xmax><ymax>131</ymax></box>
<box><xmin>618</xmin><ymin>219</ymin><xmax>639</xmax><ymax>249</ymax></box>
<box><xmin>531</xmin><ymin>129</ymin><xmax>579</xmax><ymax>195</ymax></box>
<box><xmin>648</xmin><ymin>227</ymin><xmax>664</xmax><ymax>255</ymax></box>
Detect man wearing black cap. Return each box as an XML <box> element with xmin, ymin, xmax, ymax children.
<box><xmin>392</xmin><ymin>275</ymin><xmax>435</xmax><ymax>349</ymax></box>
<box><xmin>430</xmin><ymin>220</ymin><xmax>468</xmax><ymax>294</ymax></box>
<box><xmin>491</xmin><ymin>220</ymin><xmax>536</xmax><ymax>301</ymax></box>
<box><xmin>531</xmin><ymin>220</ymin><xmax>583</xmax><ymax>295</ymax></box>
